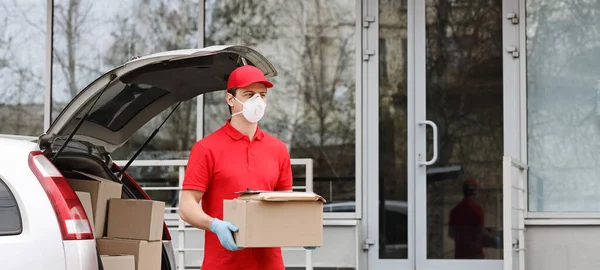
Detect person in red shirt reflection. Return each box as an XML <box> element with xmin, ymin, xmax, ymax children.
<box><xmin>178</xmin><ymin>65</ymin><xmax>311</xmax><ymax>270</ymax></box>
<box><xmin>448</xmin><ymin>178</ymin><xmax>500</xmax><ymax>259</ymax></box>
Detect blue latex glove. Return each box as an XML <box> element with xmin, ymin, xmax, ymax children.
<box><xmin>210</xmin><ymin>218</ymin><xmax>243</xmax><ymax>251</ymax></box>
<box><xmin>304</xmin><ymin>247</ymin><xmax>317</xmax><ymax>250</ymax></box>
<box><xmin>495</xmin><ymin>236</ymin><xmax>502</xmax><ymax>248</ymax></box>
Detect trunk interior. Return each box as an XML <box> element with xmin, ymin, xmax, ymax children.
<box><xmin>48</xmin><ymin>152</ymin><xmax>173</xmax><ymax>270</ymax></box>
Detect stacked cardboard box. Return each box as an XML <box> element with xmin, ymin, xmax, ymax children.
<box><xmin>67</xmin><ymin>171</ymin><xmax>165</xmax><ymax>270</ymax></box>
<box><xmin>99</xmin><ymin>255</ymin><xmax>135</xmax><ymax>270</ymax></box>
<box><xmin>67</xmin><ymin>171</ymin><xmax>123</xmax><ymax>239</ymax></box>
<box><xmin>98</xmin><ymin>198</ymin><xmax>165</xmax><ymax>270</ymax></box>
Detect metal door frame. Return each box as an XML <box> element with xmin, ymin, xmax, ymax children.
<box><xmin>364</xmin><ymin>0</ymin><xmax>415</xmax><ymax>268</ymax></box>
<box><xmin>365</xmin><ymin>0</ymin><xmax>519</xmax><ymax>268</ymax></box>
<box><xmin>413</xmin><ymin>0</ymin><xmax>514</xmax><ymax>268</ymax></box>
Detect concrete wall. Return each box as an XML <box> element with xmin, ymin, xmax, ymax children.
<box><xmin>526</xmin><ymin>225</ymin><xmax>600</xmax><ymax>270</ymax></box>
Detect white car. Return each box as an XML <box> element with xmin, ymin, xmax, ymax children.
<box><xmin>0</xmin><ymin>45</ymin><xmax>277</xmax><ymax>270</ymax></box>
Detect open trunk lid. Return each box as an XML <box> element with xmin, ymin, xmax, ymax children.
<box><xmin>40</xmin><ymin>45</ymin><xmax>277</xmax><ymax>154</ymax></box>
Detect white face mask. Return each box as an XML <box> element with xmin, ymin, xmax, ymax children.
<box><xmin>230</xmin><ymin>93</ymin><xmax>266</xmax><ymax>123</ymax></box>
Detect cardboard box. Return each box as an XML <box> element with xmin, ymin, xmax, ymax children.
<box><xmin>75</xmin><ymin>191</ymin><xmax>95</xmax><ymax>236</ymax></box>
<box><xmin>97</xmin><ymin>238</ymin><xmax>161</xmax><ymax>270</ymax></box>
<box><xmin>106</xmin><ymin>199</ymin><xmax>165</xmax><ymax>241</ymax></box>
<box><xmin>100</xmin><ymin>255</ymin><xmax>135</xmax><ymax>270</ymax></box>
<box><xmin>223</xmin><ymin>191</ymin><xmax>325</xmax><ymax>248</ymax></box>
<box><xmin>67</xmin><ymin>171</ymin><xmax>122</xmax><ymax>238</ymax></box>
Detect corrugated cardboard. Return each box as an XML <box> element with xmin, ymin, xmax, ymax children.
<box><xmin>106</xmin><ymin>199</ymin><xmax>165</xmax><ymax>241</ymax></box>
<box><xmin>223</xmin><ymin>191</ymin><xmax>325</xmax><ymax>248</ymax></box>
<box><xmin>100</xmin><ymin>255</ymin><xmax>135</xmax><ymax>270</ymax></box>
<box><xmin>67</xmin><ymin>171</ymin><xmax>122</xmax><ymax>239</ymax></box>
<box><xmin>75</xmin><ymin>191</ymin><xmax>95</xmax><ymax>237</ymax></box>
<box><xmin>97</xmin><ymin>238</ymin><xmax>161</xmax><ymax>270</ymax></box>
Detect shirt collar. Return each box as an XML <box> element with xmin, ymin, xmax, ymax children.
<box><xmin>223</xmin><ymin>119</ymin><xmax>264</xmax><ymax>141</ymax></box>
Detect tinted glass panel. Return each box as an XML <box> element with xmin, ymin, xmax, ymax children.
<box><xmin>425</xmin><ymin>0</ymin><xmax>504</xmax><ymax>260</ymax></box>
<box><xmin>378</xmin><ymin>0</ymin><xmax>408</xmax><ymax>259</ymax></box>
<box><xmin>88</xmin><ymin>85</ymin><xmax>168</xmax><ymax>132</ymax></box>
<box><xmin>0</xmin><ymin>179</ymin><xmax>22</xmax><ymax>236</ymax></box>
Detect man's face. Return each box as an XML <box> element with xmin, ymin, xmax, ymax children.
<box><xmin>226</xmin><ymin>82</ymin><xmax>268</xmax><ymax>116</ymax></box>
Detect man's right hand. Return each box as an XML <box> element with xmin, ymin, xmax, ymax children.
<box><xmin>210</xmin><ymin>218</ymin><xmax>243</xmax><ymax>251</ymax></box>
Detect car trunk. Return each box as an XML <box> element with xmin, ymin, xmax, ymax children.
<box><xmin>49</xmin><ymin>151</ymin><xmax>175</xmax><ymax>270</ymax></box>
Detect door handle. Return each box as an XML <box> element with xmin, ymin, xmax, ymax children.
<box><xmin>419</xmin><ymin>120</ymin><xmax>438</xmax><ymax>166</ymax></box>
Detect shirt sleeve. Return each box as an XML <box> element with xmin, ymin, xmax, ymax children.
<box><xmin>275</xmin><ymin>145</ymin><xmax>293</xmax><ymax>191</ymax></box>
<box><xmin>182</xmin><ymin>142</ymin><xmax>213</xmax><ymax>192</ymax></box>
<box><xmin>475</xmin><ymin>205</ymin><xmax>485</xmax><ymax>227</ymax></box>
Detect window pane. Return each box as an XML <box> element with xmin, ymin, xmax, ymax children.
<box><xmin>51</xmin><ymin>0</ymin><xmax>199</xmax><ymax>160</ymax></box>
<box><xmin>0</xmin><ymin>1</ymin><xmax>45</xmax><ymax>136</ymax></box>
<box><xmin>87</xmin><ymin>85</ymin><xmax>169</xmax><ymax>132</ymax></box>
<box><xmin>203</xmin><ymin>0</ymin><xmax>357</xmax><ymax>208</ymax></box>
<box><xmin>378</xmin><ymin>0</ymin><xmax>408</xmax><ymax>259</ymax></box>
<box><xmin>527</xmin><ymin>0</ymin><xmax>600</xmax><ymax>211</ymax></box>
<box><xmin>0</xmin><ymin>179</ymin><xmax>22</xmax><ymax>235</ymax></box>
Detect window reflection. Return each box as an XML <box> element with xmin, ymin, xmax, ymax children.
<box><xmin>425</xmin><ymin>0</ymin><xmax>504</xmax><ymax>260</ymax></box>
<box><xmin>0</xmin><ymin>0</ymin><xmax>45</xmax><ymax>136</ymax></box>
<box><xmin>51</xmin><ymin>0</ymin><xmax>199</xmax><ymax>161</ymax></box>
<box><xmin>527</xmin><ymin>0</ymin><xmax>600</xmax><ymax>212</ymax></box>
<box><xmin>204</xmin><ymin>0</ymin><xmax>357</xmax><ymax>207</ymax></box>
<box><xmin>378</xmin><ymin>0</ymin><xmax>408</xmax><ymax>259</ymax></box>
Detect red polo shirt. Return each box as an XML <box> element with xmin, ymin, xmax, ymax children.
<box><xmin>448</xmin><ymin>197</ymin><xmax>486</xmax><ymax>259</ymax></box>
<box><xmin>182</xmin><ymin>120</ymin><xmax>293</xmax><ymax>270</ymax></box>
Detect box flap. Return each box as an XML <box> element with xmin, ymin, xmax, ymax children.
<box><xmin>72</xmin><ymin>170</ymin><xmax>115</xmax><ymax>183</ymax></box>
<box><xmin>234</xmin><ymin>189</ymin><xmax>271</xmax><ymax>195</ymax></box>
<box><xmin>75</xmin><ymin>191</ymin><xmax>95</xmax><ymax>236</ymax></box>
<box><xmin>237</xmin><ymin>191</ymin><xmax>326</xmax><ymax>203</ymax></box>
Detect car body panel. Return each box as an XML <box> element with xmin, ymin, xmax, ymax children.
<box><xmin>64</xmin><ymin>240</ymin><xmax>99</xmax><ymax>270</ymax></box>
<box><xmin>0</xmin><ymin>137</ymin><xmax>177</xmax><ymax>269</ymax></box>
<box><xmin>0</xmin><ymin>139</ymin><xmax>67</xmax><ymax>270</ymax></box>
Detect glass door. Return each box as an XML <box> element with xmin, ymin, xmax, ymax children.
<box><xmin>365</xmin><ymin>0</ymin><xmax>412</xmax><ymax>269</ymax></box>
<box><xmin>414</xmin><ymin>0</ymin><xmax>505</xmax><ymax>269</ymax></box>
<box><xmin>367</xmin><ymin>0</ymin><xmax>505</xmax><ymax>269</ymax></box>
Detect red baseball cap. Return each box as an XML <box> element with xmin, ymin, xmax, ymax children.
<box><xmin>464</xmin><ymin>178</ymin><xmax>482</xmax><ymax>189</ymax></box>
<box><xmin>227</xmin><ymin>65</ymin><xmax>274</xmax><ymax>90</ymax></box>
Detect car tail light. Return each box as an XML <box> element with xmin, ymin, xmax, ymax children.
<box><xmin>28</xmin><ymin>151</ymin><xmax>93</xmax><ymax>240</ymax></box>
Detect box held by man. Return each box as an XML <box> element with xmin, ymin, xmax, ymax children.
<box><xmin>223</xmin><ymin>191</ymin><xmax>325</xmax><ymax>248</ymax></box>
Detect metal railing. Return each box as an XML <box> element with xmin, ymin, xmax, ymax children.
<box><xmin>502</xmin><ymin>156</ymin><xmax>527</xmax><ymax>270</ymax></box>
<box><xmin>114</xmin><ymin>158</ymin><xmax>315</xmax><ymax>270</ymax></box>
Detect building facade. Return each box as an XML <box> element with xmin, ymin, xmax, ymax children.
<box><xmin>1</xmin><ymin>0</ymin><xmax>599</xmax><ymax>269</ymax></box>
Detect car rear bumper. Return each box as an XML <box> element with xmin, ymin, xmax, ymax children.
<box><xmin>63</xmin><ymin>239</ymin><xmax>99</xmax><ymax>270</ymax></box>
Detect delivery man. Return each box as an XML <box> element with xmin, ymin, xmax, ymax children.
<box><xmin>179</xmin><ymin>65</ymin><xmax>307</xmax><ymax>270</ymax></box>
<box><xmin>448</xmin><ymin>178</ymin><xmax>500</xmax><ymax>259</ymax></box>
